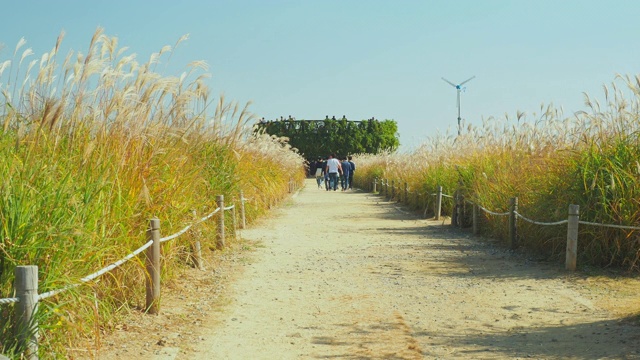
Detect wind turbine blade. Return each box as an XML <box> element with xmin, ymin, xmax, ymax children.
<box><xmin>442</xmin><ymin>77</ymin><xmax>456</xmax><ymax>87</ymax></box>
<box><xmin>459</xmin><ymin>75</ymin><xmax>476</xmax><ymax>86</ymax></box>
<box><xmin>457</xmin><ymin>91</ymin><xmax>461</xmax><ymax>110</ymax></box>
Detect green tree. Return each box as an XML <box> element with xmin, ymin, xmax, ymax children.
<box><xmin>255</xmin><ymin>118</ymin><xmax>399</xmax><ymax>159</ymax></box>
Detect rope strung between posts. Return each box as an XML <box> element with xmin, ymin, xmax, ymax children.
<box><xmin>37</xmin><ymin>206</ymin><xmax>225</xmax><ymax>301</ymax></box>
<box><xmin>39</xmin><ymin>239</ymin><xmax>155</xmax><ymax>301</ymax></box>
<box><xmin>459</xmin><ymin>198</ymin><xmax>510</xmax><ymax>217</ymax></box>
<box><xmin>446</xmin><ymin>190</ymin><xmax>639</xmax><ymax>229</ymax></box>
<box><xmin>578</xmin><ymin>220</ymin><xmax>640</xmax><ymax>230</ymax></box>
<box><xmin>0</xmin><ymin>297</ymin><xmax>19</xmax><ymax>305</ymax></box>
<box><xmin>159</xmin><ymin>225</ymin><xmax>191</xmax><ymax>243</ymax></box>
<box><xmin>378</xmin><ymin>179</ymin><xmax>640</xmax><ymax>235</ymax></box>
<box><xmin>160</xmin><ymin>207</ymin><xmax>221</xmax><ymax>243</ymax></box>
<box><xmin>198</xmin><ymin>207</ymin><xmax>221</xmax><ymax>222</ymax></box>
<box><xmin>0</xmin><ymin>195</ymin><xmax>248</xmax><ymax>324</ymax></box>
<box><xmin>515</xmin><ymin>211</ymin><xmax>568</xmax><ymax>226</ymax></box>
<box><xmin>478</xmin><ymin>205</ymin><xmax>510</xmax><ymax>217</ymax></box>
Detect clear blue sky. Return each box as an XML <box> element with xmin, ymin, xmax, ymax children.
<box><xmin>1</xmin><ymin>0</ymin><xmax>639</xmax><ymax>150</ymax></box>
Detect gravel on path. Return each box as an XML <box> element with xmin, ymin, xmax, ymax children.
<box><xmin>189</xmin><ymin>179</ymin><xmax>640</xmax><ymax>360</ymax></box>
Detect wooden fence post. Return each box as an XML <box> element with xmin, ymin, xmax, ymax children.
<box><xmin>145</xmin><ymin>218</ymin><xmax>161</xmax><ymax>314</ymax></box>
<box><xmin>15</xmin><ymin>265</ymin><xmax>38</xmax><ymax>360</ymax></box>
<box><xmin>216</xmin><ymin>195</ymin><xmax>225</xmax><ymax>249</ymax></box>
<box><xmin>472</xmin><ymin>203</ymin><xmax>479</xmax><ymax>235</ymax></box>
<box><xmin>191</xmin><ymin>210</ymin><xmax>204</xmax><ymax>270</ymax></box>
<box><xmin>373</xmin><ymin>178</ymin><xmax>377</xmax><ymax>193</ymax></box>
<box><xmin>231</xmin><ymin>204</ymin><xmax>238</xmax><ymax>239</ymax></box>
<box><xmin>239</xmin><ymin>190</ymin><xmax>246</xmax><ymax>229</ymax></box>
<box><xmin>435</xmin><ymin>186</ymin><xmax>443</xmax><ymax>220</ymax></box>
<box><xmin>509</xmin><ymin>197</ymin><xmax>518</xmax><ymax>249</ymax></box>
<box><xmin>566</xmin><ymin>204</ymin><xmax>580</xmax><ymax>271</ymax></box>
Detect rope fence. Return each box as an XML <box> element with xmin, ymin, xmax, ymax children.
<box><xmin>36</xmin><ymin>205</ymin><xmax>231</xmax><ymax>304</ymax></box>
<box><xmin>515</xmin><ymin>211</ymin><xmax>568</xmax><ymax>226</ymax></box>
<box><xmin>0</xmin><ymin>297</ymin><xmax>19</xmax><ymax>305</ymax></box>
<box><xmin>159</xmin><ymin>224</ymin><xmax>193</xmax><ymax>243</ymax></box>
<box><xmin>578</xmin><ymin>220</ymin><xmax>640</xmax><ymax>231</ymax></box>
<box><xmin>0</xmin><ymin>180</ymin><xmax>286</xmax><ymax>359</ymax></box>
<box><xmin>478</xmin><ymin>205</ymin><xmax>510</xmax><ymax>217</ymax></box>
<box><xmin>0</xmin><ymin>177</ymin><xmax>304</xmax><ymax>359</ymax></box>
<box><xmin>39</xmin><ymin>239</ymin><xmax>155</xmax><ymax>301</ymax></box>
<box><xmin>371</xmin><ymin>177</ymin><xmax>640</xmax><ymax>273</ymax></box>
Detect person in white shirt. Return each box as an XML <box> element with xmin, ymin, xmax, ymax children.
<box><xmin>324</xmin><ymin>154</ymin><xmax>342</xmax><ymax>191</ymax></box>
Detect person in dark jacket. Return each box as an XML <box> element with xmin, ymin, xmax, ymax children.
<box><xmin>348</xmin><ymin>156</ymin><xmax>356</xmax><ymax>189</ymax></box>
<box><xmin>340</xmin><ymin>157</ymin><xmax>352</xmax><ymax>191</ymax></box>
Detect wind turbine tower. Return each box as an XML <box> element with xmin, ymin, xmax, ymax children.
<box><xmin>442</xmin><ymin>75</ymin><xmax>475</xmax><ymax>136</ymax></box>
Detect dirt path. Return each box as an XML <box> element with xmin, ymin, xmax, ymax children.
<box><xmin>181</xmin><ymin>179</ymin><xmax>639</xmax><ymax>359</ymax></box>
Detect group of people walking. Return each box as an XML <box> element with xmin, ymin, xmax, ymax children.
<box><xmin>309</xmin><ymin>155</ymin><xmax>356</xmax><ymax>191</ymax></box>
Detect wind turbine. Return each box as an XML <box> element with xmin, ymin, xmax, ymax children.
<box><xmin>442</xmin><ymin>75</ymin><xmax>475</xmax><ymax>136</ymax></box>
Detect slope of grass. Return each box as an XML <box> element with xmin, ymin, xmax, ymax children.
<box><xmin>0</xmin><ymin>29</ymin><xmax>305</xmax><ymax>357</ymax></box>
<box><xmin>354</xmin><ymin>75</ymin><xmax>640</xmax><ymax>271</ymax></box>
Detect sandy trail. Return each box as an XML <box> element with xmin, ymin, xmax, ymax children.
<box><xmin>184</xmin><ymin>179</ymin><xmax>640</xmax><ymax>359</ymax></box>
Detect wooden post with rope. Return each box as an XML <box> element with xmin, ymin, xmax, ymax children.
<box><xmin>566</xmin><ymin>204</ymin><xmax>580</xmax><ymax>271</ymax></box>
<box><xmin>216</xmin><ymin>195</ymin><xmax>225</xmax><ymax>249</ymax></box>
<box><xmin>15</xmin><ymin>265</ymin><xmax>39</xmax><ymax>359</ymax></box>
<box><xmin>510</xmin><ymin>197</ymin><xmax>518</xmax><ymax>249</ymax></box>
<box><xmin>145</xmin><ymin>218</ymin><xmax>161</xmax><ymax>314</ymax></box>
<box><xmin>239</xmin><ymin>190</ymin><xmax>246</xmax><ymax>229</ymax></box>
<box><xmin>435</xmin><ymin>186</ymin><xmax>443</xmax><ymax>220</ymax></box>
<box><xmin>191</xmin><ymin>210</ymin><xmax>204</xmax><ymax>270</ymax></box>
